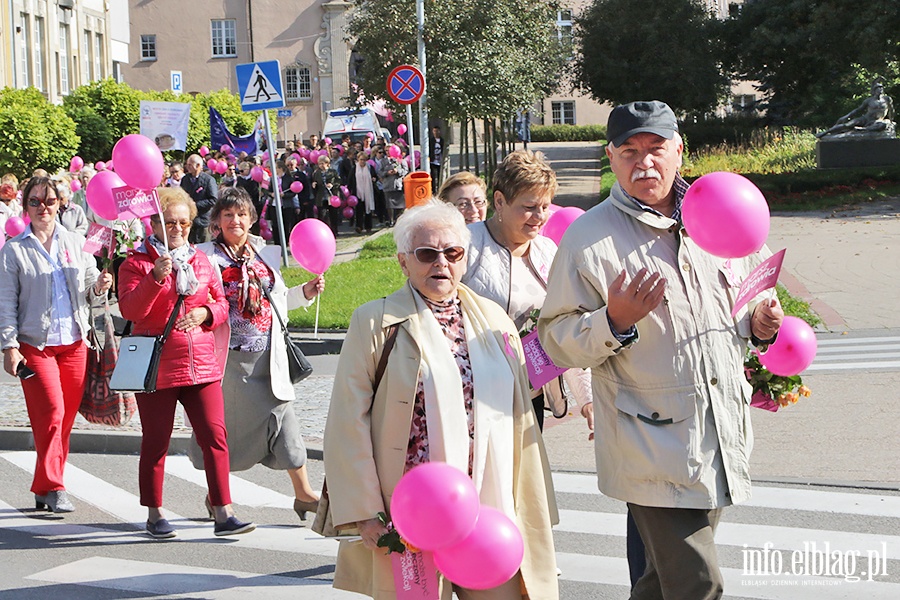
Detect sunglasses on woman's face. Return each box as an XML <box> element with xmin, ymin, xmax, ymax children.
<box><xmin>411</xmin><ymin>246</ymin><xmax>465</xmax><ymax>263</ymax></box>
<box><xmin>27</xmin><ymin>196</ymin><xmax>59</xmax><ymax>207</ymax></box>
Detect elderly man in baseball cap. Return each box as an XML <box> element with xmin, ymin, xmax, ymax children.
<box><xmin>538</xmin><ymin>101</ymin><xmax>784</xmax><ymax>599</ymax></box>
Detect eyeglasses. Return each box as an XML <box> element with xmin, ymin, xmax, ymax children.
<box><xmin>454</xmin><ymin>199</ymin><xmax>487</xmax><ymax>211</ymax></box>
<box><xmin>411</xmin><ymin>246</ymin><xmax>465</xmax><ymax>263</ymax></box>
<box><xmin>164</xmin><ymin>220</ymin><xmax>192</xmax><ymax>229</ymax></box>
<box><xmin>27</xmin><ymin>196</ymin><xmax>59</xmax><ymax>207</ymax></box>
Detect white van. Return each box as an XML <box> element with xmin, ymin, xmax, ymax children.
<box><xmin>323</xmin><ymin>107</ymin><xmax>392</xmax><ymax>144</ymax></box>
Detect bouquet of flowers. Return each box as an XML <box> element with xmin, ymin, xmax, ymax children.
<box><xmin>376</xmin><ymin>511</ymin><xmax>417</xmax><ymax>554</ymax></box>
<box><xmin>744</xmin><ymin>349</ymin><xmax>811</xmax><ymax>412</ymax></box>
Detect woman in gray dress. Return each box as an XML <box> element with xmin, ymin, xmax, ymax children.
<box><xmin>376</xmin><ymin>144</ymin><xmax>409</xmax><ymax>226</ymax></box>
<box><xmin>191</xmin><ymin>187</ymin><xmax>323</xmax><ymax>521</ymax></box>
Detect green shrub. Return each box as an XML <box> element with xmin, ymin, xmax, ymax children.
<box><xmin>0</xmin><ymin>88</ymin><xmax>79</xmax><ymax>178</ymax></box>
<box><xmin>683</xmin><ymin>128</ymin><xmax>817</xmax><ymax>176</ymax></box>
<box><xmin>678</xmin><ymin>115</ymin><xmax>769</xmax><ymax>150</ymax></box>
<box><xmin>531</xmin><ymin>124</ymin><xmax>607</xmax><ymax>142</ymax></box>
<box><xmin>65</xmin><ymin>105</ymin><xmax>115</xmax><ymax>163</ymax></box>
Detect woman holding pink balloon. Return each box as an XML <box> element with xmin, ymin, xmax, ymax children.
<box><xmin>323</xmin><ymin>201</ymin><xmax>559</xmax><ymax>599</ymax></box>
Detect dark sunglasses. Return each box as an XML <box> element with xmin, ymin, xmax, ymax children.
<box><xmin>411</xmin><ymin>246</ymin><xmax>465</xmax><ymax>263</ymax></box>
<box><xmin>27</xmin><ymin>196</ymin><xmax>59</xmax><ymax>207</ymax></box>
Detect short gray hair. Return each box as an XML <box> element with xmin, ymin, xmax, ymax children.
<box><xmin>393</xmin><ymin>199</ymin><xmax>471</xmax><ymax>254</ymax></box>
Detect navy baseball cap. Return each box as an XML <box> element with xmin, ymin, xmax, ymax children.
<box><xmin>607</xmin><ymin>101</ymin><xmax>678</xmax><ymax>147</ymax></box>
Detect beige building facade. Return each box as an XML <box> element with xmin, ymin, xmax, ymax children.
<box><xmin>0</xmin><ymin>0</ymin><xmax>126</xmax><ymax>103</ymax></box>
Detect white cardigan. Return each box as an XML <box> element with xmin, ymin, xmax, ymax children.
<box><xmin>198</xmin><ymin>237</ymin><xmax>313</xmax><ymax>400</ymax></box>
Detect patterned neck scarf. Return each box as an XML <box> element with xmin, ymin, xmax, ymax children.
<box><xmin>216</xmin><ymin>236</ymin><xmax>264</xmax><ymax>316</ymax></box>
<box><xmin>145</xmin><ymin>235</ymin><xmax>199</xmax><ymax>295</ymax></box>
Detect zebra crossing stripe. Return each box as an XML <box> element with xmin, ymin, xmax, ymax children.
<box><xmin>164</xmin><ymin>455</ymin><xmax>298</xmax><ymax>509</ymax></box>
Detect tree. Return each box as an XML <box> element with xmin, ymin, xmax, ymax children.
<box><xmin>575</xmin><ymin>0</ymin><xmax>729</xmax><ymax>115</ymax></box>
<box><xmin>0</xmin><ymin>88</ymin><xmax>79</xmax><ymax>177</ymax></box>
<box><xmin>725</xmin><ymin>0</ymin><xmax>900</xmax><ymax>126</ymax></box>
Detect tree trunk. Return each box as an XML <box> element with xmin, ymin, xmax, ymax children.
<box><xmin>471</xmin><ymin>118</ymin><xmax>480</xmax><ymax>178</ymax></box>
<box><xmin>460</xmin><ymin>119</ymin><xmax>468</xmax><ymax>171</ymax></box>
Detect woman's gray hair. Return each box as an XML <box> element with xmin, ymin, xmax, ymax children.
<box><xmin>393</xmin><ymin>199</ymin><xmax>471</xmax><ymax>254</ymax></box>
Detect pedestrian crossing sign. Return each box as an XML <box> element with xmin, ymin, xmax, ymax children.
<box><xmin>236</xmin><ymin>60</ymin><xmax>285</xmax><ymax>112</ymax></box>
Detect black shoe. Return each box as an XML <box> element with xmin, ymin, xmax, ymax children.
<box><xmin>293</xmin><ymin>498</ymin><xmax>319</xmax><ymax>521</ymax></box>
<box><xmin>35</xmin><ymin>490</ymin><xmax>75</xmax><ymax>513</ymax></box>
<box><xmin>146</xmin><ymin>518</ymin><xmax>177</xmax><ymax>539</ymax></box>
<box><xmin>214</xmin><ymin>516</ymin><xmax>256</xmax><ymax>536</ymax></box>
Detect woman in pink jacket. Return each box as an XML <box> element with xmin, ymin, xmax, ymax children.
<box><xmin>118</xmin><ymin>187</ymin><xmax>255</xmax><ymax>539</ymax></box>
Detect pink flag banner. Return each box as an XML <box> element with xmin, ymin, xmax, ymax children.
<box><xmin>730</xmin><ymin>249</ymin><xmax>787</xmax><ymax>318</ymax></box>
<box><xmin>521</xmin><ymin>329</ymin><xmax>568</xmax><ymax>390</ymax></box>
<box><xmin>391</xmin><ymin>549</ymin><xmax>439</xmax><ymax>600</ymax></box>
<box><xmin>113</xmin><ymin>186</ymin><xmax>160</xmax><ymax>218</ymax></box>
<box><xmin>83</xmin><ymin>222</ymin><xmax>114</xmax><ymax>257</ymax></box>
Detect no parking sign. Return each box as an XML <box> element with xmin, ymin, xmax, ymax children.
<box><xmin>386</xmin><ymin>65</ymin><xmax>425</xmax><ymax>105</ymax></box>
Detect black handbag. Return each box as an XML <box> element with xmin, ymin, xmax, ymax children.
<box><xmin>109</xmin><ymin>296</ymin><xmax>185</xmax><ymax>393</ymax></box>
<box><xmin>262</xmin><ymin>283</ymin><xmax>313</xmax><ymax>383</ymax></box>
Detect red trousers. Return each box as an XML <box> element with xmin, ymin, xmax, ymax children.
<box><xmin>136</xmin><ymin>382</ymin><xmax>232</xmax><ymax>507</ymax></box>
<box><xmin>19</xmin><ymin>341</ymin><xmax>87</xmax><ymax>495</ymax></box>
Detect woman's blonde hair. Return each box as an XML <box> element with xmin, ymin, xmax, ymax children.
<box><xmin>491</xmin><ymin>150</ymin><xmax>557</xmax><ymax>203</ymax></box>
<box><xmin>153</xmin><ymin>186</ymin><xmax>197</xmax><ymax>222</ymax></box>
<box><xmin>437</xmin><ymin>171</ymin><xmax>487</xmax><ymax>204</ymax></box>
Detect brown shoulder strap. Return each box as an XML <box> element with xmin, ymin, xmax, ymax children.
<box><xmin>373</xmin><ymin>323</ymin><xmax>399</xmax><ymax>396</ymax></box>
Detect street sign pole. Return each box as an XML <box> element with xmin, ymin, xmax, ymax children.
<box><xmin>416</xmin><ymin>0</ymin><xmax>429</xmax><ymax>172</ymax></box>
<box><xmin>263</xmin><ymin>110</ymin><xmax>289</xmax><ymax>266</ymax></box>
<box><xmin>406</xmin><ymin>104</ymin><xmax>415</xmax><ymax>167</ymax></box>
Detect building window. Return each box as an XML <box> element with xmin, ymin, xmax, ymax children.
<box><xmin>34</xmin><ymin>17</ymin><xmax>45</xmax><ymax>92</ymax></box>
<box><xmin>285</xmin><ymin>64</ymin><xmax>312</xmax><ymax>101</ymax></box>
<box><xmin>557</xmin><ymin>9</ymin><xmax>573</xmax><ymax>55</ymax></box>
<box><xmin>58</xmin><ymin>24</ymin><xmax>70</xmax><ymax>95</ymax></box>
<box><xmin>732</xmin><ymin>94</ymin><xmax>757</xmax><ymax>112</ymax></box>
<box><xmin>211</xmin><ymin>19</ymin><xmax>237</xmax><ymax>58</ymax></box>
<box><xmin>83</xmin><ymin>30</ymin><xmax>92</xmax><ymax>82</ymax></box>
<box><xmin>18</xmin><ymin>13</ymin><xmax>29</xmax><ymax>88</ymax></box>
<box><xmin>551</xmin><ymin>101</ymin><xmax>575</xmax><ymax>125</ymax></box>
<box><xmin>140</xmin><ymin>34</ymin><xmax>156</xmax><ymax>61</ymax></box>
<box><xmin>94</xmin><ymin>33</ymin><xmax>104</xmax><ymax>79</ymax></box>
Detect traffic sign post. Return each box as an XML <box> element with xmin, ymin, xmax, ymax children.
<box><xmin>387</xmin><ymin>65</ymin><xmax>426</xmax><ymax>172</ymax></box>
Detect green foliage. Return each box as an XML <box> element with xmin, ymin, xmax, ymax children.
<box><xmin>777</xmin><ymin>284</ymin><xmax>820</xmax><ymax>328</ymax></box>
<box><xmin>63</xmin><ymin>78</ymin><xmax>143</xmax><ymax>145</ymax></box>
<box><xmin>576</xmin><ymin>0</ymin><xmax>729</xmax><ymax>114</ymax></box>
<box><xmin>348</xmin><ymin>0</ymin><xmax>566</xmax><ymax>121</ymax></box>
<box><xmin>530</xmin><ymin>124</ymin><xmax>607</xmax><ymax>142</ymax></box>
<box><xmin>184</xmin><ymin>89</ymin><xmax>260</xmax><ymax>154</ymax></box>
<box><xmin>0</xmin><ymin>87</ymin><xmax>79</xmax><ymax>177</ymax></box>
<box><xmin>64</xmin><ymin>104</ymin><xmax>115</xmax><ymax>163</ymax></box>
<box><xmin>683</xmin><ymin>128</ymin><xmax>817</xmax><ymax>176</ymax></box>
<box><xmin>357</xmin><ymin>233</ymin><xmax>398</xmax><ymax>259</ymax></box>
<box><xmin>679</xmin><ymin>115</ymin><xmax>771</xmax><ymax>150</ymax></box>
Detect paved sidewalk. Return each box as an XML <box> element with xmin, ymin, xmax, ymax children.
<box><xmin>3</xmin><ymin>142</ymin><xmax>899</xmax><ymax>488</ymax></box>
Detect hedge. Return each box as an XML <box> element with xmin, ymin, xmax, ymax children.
<box><xmin>530</xmin><ymin>124</ymin><xmax>607</xmax><ymax>142</ymax></box>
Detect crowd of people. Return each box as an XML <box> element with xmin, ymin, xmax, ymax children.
<box><xmin>0</xmin><ymin>102</ymin><xmax>784</xmax><ymax>600</ymax></box>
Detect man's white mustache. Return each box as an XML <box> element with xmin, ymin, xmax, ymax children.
<box><xmin>631</xmin><ymin>168</ymin><xmax>661</xmax><ymax>183</ymax></box>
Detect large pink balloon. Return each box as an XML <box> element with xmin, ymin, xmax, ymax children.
<box><xmin>391</xmin><ymin>463</ymin><xmax>480</xmax><ymax>552</ymax></box>
<box><xmin>69</xmin><ymin>155</ymin><xmax>84</xmax><ymax>173</ymax></box>
<box><xmin>397</xmin><ymin>124</ymin><xmax>408</xmax><ymax>136</ymax></box>
<box><xmin>5</xmin><ymin>216</ymin><xmax>26</xmax><ymax>238</ymax></box>
<box><xmin>433</xmin><ymin>506</ymin><xmax>524</xmax><ymax>590</ymax></box>
<box><xmin>290</xmin><ymin>219</ymin><xmax>336</xmax><ymax>274</ymax></box>
<box><xmin>86</xmin><ymin>170</ymin><xmax>127</xmax><ymax>220</ymax></box>
<box><xmin>340</xmin><ymin>185</ymin><xmax>350</xmax><ymax>198</ymax></box>
<box><xmin>682</xmin><ymin>171</ymin><xmax>770</xmax><ymax>259</ymax></box>
<box><xmin>541</xmin><ymin>206</ymin><xmax>584</xmax><ymax>245</ymax></box>
<box><xmin>757</xmin><ymin>316</ymin><xmax>817</xmax><ymax>376</ymax></box>
<box><xmin>290</xmin><ymin>181</ymin><xmax>304</xmax><ymax>193</ymax></box>
<box><xmin>112</xmin><ymin>134</ymin><xmax>165</xmax><ymax>190</ymax></box>
<box><xmin>250</xmin><ymin>166</ymin><xmax>265</xmax><ymax>183</ymax></box>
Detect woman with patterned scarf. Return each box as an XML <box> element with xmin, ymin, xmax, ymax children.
<box><xmin>118</xmin><ymin>187</ymin><xmax>255</xmax><ymax>539</ymax></box>
<box><xmin>191</xmin><ymin>187</ymin><xmax>324</xmax><ymax>523</ymax></box>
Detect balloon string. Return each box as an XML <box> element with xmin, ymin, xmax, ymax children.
<box><xmin>314</xmin><ymin>294</ymin><xmax>321</xmax><ymax>339</ymax></box>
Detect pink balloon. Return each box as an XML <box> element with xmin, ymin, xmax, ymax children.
<box><xmin>250</xmin><ymin>166</ymin><xmax>265</xmax><ymax>182</ymax></box>
<box><xmin>70</xmin><ymin>179</ymin><xmax>82</xmax><ymax>193</ymax></box>
<box><xmin>329</xmin><ymin>195</ymin><xmax>341</xmax><ymax>208</ymax></box>
<box><xmin>217</xmin><ymin>160</ymin><xmax>228</xmax><ymax>174</ymax></box>
<box><xmin>290</xmin><ymin>219</ymin><xmax>336</xmax><ymax>274</ymax></box>
<box><xmin>86</xmin><ymin>170</ymin><xmax>127</xmax><ymax>220</ymax></box>
<box><xmin>262</xmin><ymin>151</ymin><xmax>270</xmax><ymax>162</ymax></box>
<box><xmin>290</xmin><ymin>181</ymin><xmax>304</xmax><ymax>193</ymax></box>
<box><xmin>106</xmin><ymin>160</ymin><xmax>115</xmax><ymax>171</ymax></box>
<box><xmin>220</xmin><ymin>144</ymin><xmax>232</xmax><ymax>154</ymax></box>
<box><xmin>396</xmin><ymin>138</ymin><xmax>407</xmax><ymax>147</ymax></box>
<box><xmin>433</xmin><ymin>507</ymin><xmax>524</xmax><ymax>589</ymax></box>
<box><xmin>111</xmin><ymin>134</ymin><xmax>165</xmax><ymax>190</ymax></box>
<box><xmin>324</xmin><ymin>137</ymin><xmax>333</xmax><ymax>146</ymax></box>
<box><xmin>397</xmin><ymin>124</ymin><xmax>408</xmax><ymax>136</ymax></box>
<box><xmin>342</xmin><ymin>206</ymin><xmax>355</xmax><ymax>219</ymax></box>
<box><xmin>70</xmin><ymin>155</ymin><xmax>84</xmax><ymax>173</ymax></box>
<box><xmin>541</xmin><ymin>206</ymin><xmax>584</xmax><ymax>246</ymax></box>
<box><xmin>366</xmin><ymin>132</ymin><xmax>375</xmax><ymax>140</ymax></box>
<box><xmin>299</xmin><ymin>148</ymin><xmax>310</xmax><ymax>159</ymax></box>
<box><xmin>682</xmin><ymin>172</ymin><xmax>770</xmax><ymax>259</ymax></box>
<box><xmin>391</xmin><ymin>463</ymin><xmax>480</xmax><ymax>551</ymax></box>
<box><xmin>199</xmin><ymin>146</ymin><xmax>209</xmax><ymax>157</ymax></box>
<box><xmin>757</xmin><ymin>316</ymin><xmax>817</xmax><ymax>376</ymax></box>
<box><xmin>335</xmin><ymin>145</ymin><xmax>344</xmax><ymax>155</ymax></box>
<box><xmin>5</xmin><ymin>216</ymin><xmax>26</xmax><ymax>238</ymax></box>
<box><xmin>547</xmin><ymin>203</ymin><xmax>562</xmax><ymax>216</ymax></box>
<box><xmin>206</xmin><ymin>158</ymin><xmax>217</xmax><ymax>171</ymax></box>
<box><xmin>388</xmin><ymin>145</ymin><xmax>401</xmax><ymax>159</ymax></box>
<box><xmin>95</xmin><ymin>161</ymin><xmax>106</xmax><ymax>171</ymax></box>
<box><xmin>291</xmin><ymin>152</ymin><xmax>302</xmax><ymax>163</ymax></box>
<box><xmin>346</xmin><ymin>196</ymin><xmax>358</xmax><ymax>207</ymax></box>
<box><xmin>340</xmin><ymin>185</ymin><xmax>350</xmax><ymax>198</ymax></box>
<box><xmin>260</xmin><ymin>218</ymin><xmax>273</xmax><ymax>241</ymax></box>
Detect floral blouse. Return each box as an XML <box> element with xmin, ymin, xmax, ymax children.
<box><xmin>211</xmin><ymin>246</ymin><xmax>274</xmax><ymax>352</ymax></box>
<box><xmin>405</xmin><ymin>294</ymin><xmax>476</xmax><ymax>476</ymax></box>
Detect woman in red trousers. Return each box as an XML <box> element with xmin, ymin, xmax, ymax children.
<box><xmin>0</xmin><ymin>176</ymin><xmax>112</xmax><ymax>513</ymax></box>
<box><xmin>118</xmin><ymin>187</ymin><xmax>255</xmax><ymax>539</ymax></box>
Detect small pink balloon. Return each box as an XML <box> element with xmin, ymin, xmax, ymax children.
<box><xmin>329</xmin><ymin>195</ymin><xmax>341</xmax><ymax>208</ymax></box>
<box><xmin>397</xmin><ymin>124</ymin><xmax>408</xmax><ymax>136</ymax></box>
<box><xmin>206</xmin><ymin>158</ymin><xmax>217</xmax><ymax>171</ymax></box>
<box><xmin>291</xmin><ymin>152</ymin><xmax>302</xmax><ymax>163</ymax></box>
<box><xmin>250</xmin><ymin>166</ymin><xmax>265</xmax><ymax>182</ymax></box>
<box><xmin>95</xmin><ymin>161</ymin><xmax>106</xmax><ymax>171</ymax></box>
<box><xmin>199</xmin><ymin>145</ymin><xmax>209</xmax><ymax>157</ymax></box>
<box><xmin>391</xmin><ymin>463</ymin><xmax>480</xmax><ymax>552</ymax></box>
<box><xmin>141</xmin><ymin>216</ymin><xmax>153</xmax><ymax>237</ymax></box>
<box><xmin>290</xmin><ymin>219</ymin><xmax>336</xmax><ymax>274</ymax></box>
<box><xmin>290</xmin><ymin>181</ymin><xmax>304</xmax><ymax>193</ymax></box>
<box><xmin>70</xmin><ymin>179</ymin><xmax>82</xmax><ymax>193</ymax></box>
<box><xmin>340</xmin><ymin>185</ymin><xmax>350</xmax><ymax>198</ymax></box>
<box><xmin>220</xmin><ymin>144</ymin><xmax>232</xmax><ymax>154</ymax></box>
<box><xmin>86</xmin><ymin>170</ymin><xmax>127</xmax><ymax>220</ymax></box>
<box><xmin>757</xmin><ymin>316</ymin><xmax>817</xmax><ymax>376</ymax></box>
<box><xmin>260</xmin><ymin>219</ymin><xmax>273</xmax><ymax>240</ymax></box>
<box><xmin>262</xmin><ymin>151</ymin><xmax>270</xmax><ymax>162</ymax></box>
<box><xmin>106</xmin><ymin>160</ymin><xmax>114</xmax><ymax>171</ymax></box>
<box><xmin>112</xmin><ymin>134</ymin><xmax>165</xmax><ymax>190</ymax></box>
<box><xmin>433</xmin><ymin>506</ymin><xmax>524</xmax><ymax>590</ymax></box>
<box><xmin>324</xmin><ymin>137</ymin><xmax>333</xmax><ymax>145</ymax></box>
<box><xmin>346</xmin><ymin>195</ymin><xmax>358</xmax><ymax>207</ymax></box>
<box><xmin>396</xmin><ymin>138</ymin><xmax>407</xmax><ymax>147</ymax></box>
<box><xmin>299</xmin><ymin>148</ymin><xmax>310</xmax><ymax>159</ymax></box>
<box><xmin>5</xmin><ymin>216</ymin><xmax>26</xmax><ymax>238</ymax></box>
<box><xmin>388</xmin><ymin>145</ymin><xmax>401</xmax><ymax>159</ymax></box>
<box><xmin>682</xmin><ymin>171</ymin><xmax>770</xmax><ymax>259</ymax></box>
<box><xmin>366</xmin><ymin>132</ymin><xmax>375</xmax><ymax>140</ymax></box>
<box><xmin>342</xmin><ymin>206</ymin><xmax>355</xmax><ymax>219</ymax></box>
<box><xmin>69</xmin><ymin>155</ymin><xmax>84</xmax><ymax>173</ymax></box>
<box><xmin>541</xmin><ymin>206</ymin><xmax>585</xmax><ymax>245</ymax></box>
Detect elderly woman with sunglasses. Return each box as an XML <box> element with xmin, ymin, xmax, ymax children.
<box><xmin>323</xmin><ymin>200</ymin><xmax>559</xmax><ymax>600</ymax></box>
<box><xmin>0</xmin><ymin>176</ymin><xmax>113</xmax><ymax>513</ymax></box>
<box><xmin>118</xmin><ymin>187</ymin><xmax>255</xmax><ymax>539</ymax></box>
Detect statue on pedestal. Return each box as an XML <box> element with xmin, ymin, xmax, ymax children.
<box><xmin>816</xmin><ymin>79</ymin><xmax>895</xmax><ymax>139</ymax></box>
